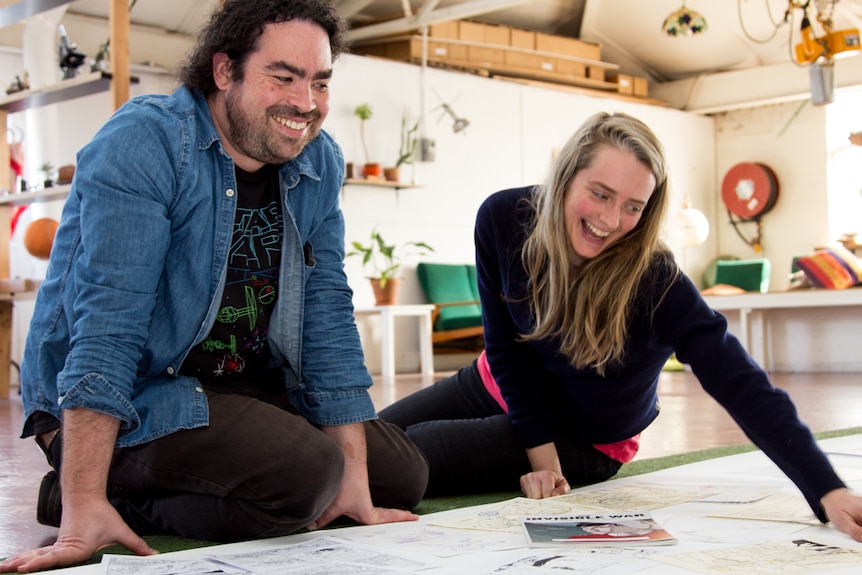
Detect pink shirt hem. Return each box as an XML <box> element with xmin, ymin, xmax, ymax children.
<box><xmin>477</xmin><ymin>350</ymin><xmax>640</xmax><ymax>464</ymax></box>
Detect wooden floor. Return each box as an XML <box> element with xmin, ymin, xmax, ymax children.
<box><xmin>2</xmin><ymin>370</ymin><xmax>861</xmax><ymax>560</ymax></box>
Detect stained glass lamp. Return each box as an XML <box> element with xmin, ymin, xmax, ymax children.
<box><xmin>662</xmin><ymin>2</ymin><xmax>708</xmax><ymax>37</ymax></box>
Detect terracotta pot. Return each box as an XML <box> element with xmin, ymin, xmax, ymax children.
<box><xmin>362</xmin><ymin>163</ymin><xmax>382</xmax><ymax>179</ymax></box>
<box><xmin>383</xmin><ymin>166</ymin><xmax>400</xmax><ymax>182</ymax></box>
<box><xmin>370</xmin><ymin>278</ymin><xmax>400</xmax><ymax>306</ymax></box>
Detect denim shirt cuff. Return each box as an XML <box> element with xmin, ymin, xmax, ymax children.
<box><xmin>58</xmin><ymin>372</ymin><xmax>139</xmax><ymax>433</ymax></box>
<box><xmin>290</xmin><ymin>387</ymin><xmax>377</xmax><ymax>426</ymax></box>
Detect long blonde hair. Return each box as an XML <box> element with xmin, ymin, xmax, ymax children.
<box><xmin>521</xmin><ymin>112</ymin><xmax>670</xmax><ymax>375</ymax></box>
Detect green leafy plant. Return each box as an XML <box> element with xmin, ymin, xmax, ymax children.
<box><xmin>396</xmin><ymin>115</ymin><xmax>419</xmax><ymax>167</ymax></box>
<box><xmin>39</xmin><ymin>162</ymin><xmax>56</xmax><ymax>184</ymax></box>
<box><xmin>347</xmin><ymin>227</ymin><xmax>434</xmax><ymax>287</ymax></box>
<box><xmin>354</xmin><ymin>103</ymin><xmax>373</xmax><ymax>164</ymax></box>
<box><xmin>92</xmin><ymin>0</ymin><xmax>139</xmax><ymax>72</ymax></box>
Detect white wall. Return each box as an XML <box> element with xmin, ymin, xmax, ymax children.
<box><xmin>711</xmin><ymin>90</ymin><xmax>862</xmax><ymax>289</ymax></box>
<box><xmin>330</xmin><ymin>55</ymin><xmax>716</xmax><ymax>301</ymax></box>
<box><xmin>327</xmin><ymin>55</ymin><xmax>715</xmax><ymax>373</ymax></box>
<box><xmin>712</xmin><ymin>101</ymin><xmax>830</xmax><ymax>291</ymax></box>
<box><xmin>709</xmin><ymin>94</ymin><xmax>862</xmax><ymax>372</ymax></box>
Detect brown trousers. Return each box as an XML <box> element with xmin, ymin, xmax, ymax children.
<box><xmin>46</xmin><ymin>389</ymin><xmax>428</xmax><ymax>541</ymax></box>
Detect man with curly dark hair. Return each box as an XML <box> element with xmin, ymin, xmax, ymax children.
<box><xmin>1</xmin><ymin>1</ymin><xmax>427</xmax><ymax>572</ymax></box>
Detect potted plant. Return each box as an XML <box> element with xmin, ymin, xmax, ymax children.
<box><xmin>39</xmin><ymin>162</ymin><xmax>56</xmax><ymax>188</ymax></box>
<box><xmin>384</xmin><ymin>114</ymin><xmax>419</xmax><ymax>183</ymax></box>
<box><xmin>354</xmin><ymin>103</ymin><xmax>381</xmax><ymax>179</ymax></box>
<box><xmin>347</xmin><ymin>227</ymin><xmax>434</xmax><ymax>305</ymax></box>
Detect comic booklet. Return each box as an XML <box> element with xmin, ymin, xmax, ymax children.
<box><xmin>520</xmin><ymin>512</ymin><xmax>677</xmax><ymax>548</ymax></box>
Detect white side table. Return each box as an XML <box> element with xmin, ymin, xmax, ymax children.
<box><xmin>354</xmin><ymin>304</ymin><xmax>435</xmax><ymax>382</ymax></box>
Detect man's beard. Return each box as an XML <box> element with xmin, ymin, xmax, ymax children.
<box><xmin>224</xmin><ymin>88</ymin><xmax>321</xmax><ymax>165</ymax></box>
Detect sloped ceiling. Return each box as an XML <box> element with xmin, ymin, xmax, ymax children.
<box><xmin>60</xmin><ymin>0</ymin><xmax>862</xmax><ymax>81</ymax></box>
<box><xmin>8</xmin><ymin>0</ymin><xmax>862</xmax><ymax>110</ymax></box>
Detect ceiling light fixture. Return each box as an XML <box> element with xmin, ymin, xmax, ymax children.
<box><xmin>662</xmin><ymin>1</ymin><xmax>707</xmax><ymax>37</ymax></box>
<box><xmin>791</xmin><ymin>2</ymin><xmax>860</xmax><ymax>105</ymax></box>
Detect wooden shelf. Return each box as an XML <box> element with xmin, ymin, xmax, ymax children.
<box><xmin>344</xmin><ymin>178</ymin><xmax>424</xmax><ymax>190</ymax></box>
<box><xmin>0</xmin><ymin>72</ymin><xmax>139</xmax><ymax>114</ymax></box>
<box><xmin>0</xmin><ymin>279</ymin><xmax>40</xmax><ymax>301</ymax></box>
<box><xmin>0</xmin><ymin>290</ymin><xmax>38</xmax><ymax>301</ymax></box>
<box><xmin>353</xmin><ymin>34</ymin><xmax>630</xmax><ymax>94</ymax></box>
<box><xmin>0</xmin><ymin>184</ymin><xmax>70</xmax><ymax>206</ymax></box>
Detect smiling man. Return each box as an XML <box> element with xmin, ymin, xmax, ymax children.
<box><xmin>1</xmin><ymin>1</ymin><xmax>428</xmax><ymax>572</ymax></box>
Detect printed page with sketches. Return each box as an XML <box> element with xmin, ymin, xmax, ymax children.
<box><xmin>521</xmin><ymin>511</ymin><xmax>677</xmax><ymax>548</ymax></box>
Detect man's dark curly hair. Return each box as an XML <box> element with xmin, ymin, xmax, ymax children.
<box><xmin>178</xmin><ymin>0</ymin><xmax>347</xmax><ymax>96</ymax></box>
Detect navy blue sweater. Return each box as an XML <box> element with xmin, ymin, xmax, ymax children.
<box><xmin>475</xmin><ymin>186</ymin><xmax>843</xmax><ymax>522</ymax></box>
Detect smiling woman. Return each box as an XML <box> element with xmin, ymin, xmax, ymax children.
<box><xmin>562</xmin><ymin>145</ymin><xmax>655</xmax><ymax>265</ymax></box>
<box><xmin>378</xmin><ymin>111</ymin><xmax>862</xmax><ymax>544</ymax></box>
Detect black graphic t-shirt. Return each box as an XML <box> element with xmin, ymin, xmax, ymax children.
<box><xmin>181</xmin><ymin>164</ymin><xmax>283</xmax><ymax>389</ymax></box>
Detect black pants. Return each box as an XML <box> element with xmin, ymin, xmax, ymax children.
<box><xmin>379</xmin><ymin>361</ymin><xmax>621</xmax><ymax>497</ymax></box>
<box><xmin>45</xmin><ymin>389</ymin><xmax>428</xmax><ymax>541</ymax></box>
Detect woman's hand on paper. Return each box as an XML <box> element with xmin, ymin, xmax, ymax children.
<box><xmin>822</xmin><ymin>487</ymin><xmax>862</xmax><ymax>542</ymax></box>
<box><xmin>520</xmin><ymin>470</ymin><xmax>571</xmax><ymax>499</ymax></box>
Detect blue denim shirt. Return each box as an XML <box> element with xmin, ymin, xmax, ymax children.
<box><xmin>20</xmin><ymin>86</ymin><xmax>375</xmax><ymax>447</ymax></box>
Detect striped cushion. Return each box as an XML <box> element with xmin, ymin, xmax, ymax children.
<box><xmin>795</xmin><ymin>247</ymin><xmax>862</xmax><ymax>289</ymax></box>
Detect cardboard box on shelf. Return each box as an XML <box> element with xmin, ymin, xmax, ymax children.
<box><xmin>352</xmin><ymin>42</ymin><xmax>386</xmax><ymax>58</ymax></box>
<box><xmin>510</xmin><ymin>27</ymin><xmax>535</xmax><ymax>49</ymax></box>
<box><xmin>507</xmin><ymin>27</ymin><xmax>540</xmax><ymax>68</ymax></box>
<box><xmin>459</xmin><ymin>21</ymin><xmax>506</xmax><ymax>66</ymax></box>
<box><xmin>534</xmin><ymin>33</ymin><xmax>602</xmax><ymax>78</ymax></box>
<box><xmin>588</xmin><ymin>66</ymin><xmax>606</xmax><ymax>82</ymax></box>
<box><xmin>352</xmin><ymin>38</ymin><xmax>431</xmax><ymax>63</ymax></box>
<box><xmin>536</xmin><ymin>33</ymin><xmax>597</xmax><ymax>58</ymax></box>
<box><xmin>353</xmin><ymin>21</ymin><xmax>628</xmax><ymax>97</ymax></box>
<box><xmin>559</xmin><ymin>60</ymin><xmax>587</xmax><ymax>78</ymax></box>
<box><xmin>430</xmin><ymin>21</ymin><xmax>467</xmax><ymax>60</ymax></box>
<box><xmin>633</xmin><ymin>76</ymin><xmax>649</xmax><ymax>97</ymax></box>
<box><xmin>353</xmin><ymin>34</ymin><xmax>470</xmax><ymax>68</ymax></box>
<box><xmin>430</xmin><ymin>21</ymin><xmax>458</xmax><ymax>38</ymax></box>
<box><xmin>484</xmin><ymin>22</ymin><xmax>510</xmax><ymax>47</ymax></box>
<box><xmin>608</xmin><ymin>72</ymin><xmax>634</xmax><ymax>94</ymax></box>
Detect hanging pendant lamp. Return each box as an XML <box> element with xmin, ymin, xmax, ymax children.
<box><xmin>662</xmin><ymin>2</ymin><xmax>708</xmax><ymax>37</ymax></box>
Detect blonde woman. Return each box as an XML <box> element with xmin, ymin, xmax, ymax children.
<box><xmin>381</xmin><ymin>112</ymin><xmax>862</xmax><ymax>542</ymax></box>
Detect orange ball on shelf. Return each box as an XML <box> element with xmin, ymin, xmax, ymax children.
<box><xmin>23</xmin><ymin>218</ymin><xmax>59</xmax><ymax>260</ymax></box>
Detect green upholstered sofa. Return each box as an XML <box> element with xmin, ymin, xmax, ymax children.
<box><xmin>416</xmin><ymin>262</ymin><xmax>484</xmax><ymax>346</ymax></box>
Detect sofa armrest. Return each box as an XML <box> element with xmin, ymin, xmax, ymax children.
<box><xmin>430</xmin><ymin>300</ymin><xmax>481</xmax><ymax>324</ymax></box>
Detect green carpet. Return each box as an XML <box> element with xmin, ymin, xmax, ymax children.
<box><xmin>92</xmin><ymin>425</ymin><xmax>862</xmax><ymax>560</ymax></box>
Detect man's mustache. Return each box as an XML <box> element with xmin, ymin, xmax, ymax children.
<box><xmin>269</xmin><ymin>105</ymin><xmax>320</xmax><ymax>123</ymax></box>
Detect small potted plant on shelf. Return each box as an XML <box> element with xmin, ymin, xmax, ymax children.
<box><xmin>347</xmin><ymin>227</ymin><xmax>434</xmax><ymax>305</ymax></box>
<box><xmin>384</xmin><ymin>114</ymin><xmax>419</xmax><ymax>183</ymax></box>
<box><xmin>39</xmin><ymin>162</ymin><xmax>56</xmax><ymax>188</ymax></box>
<box><xmin>354</xmin><ymin>103</ymin><xmax>381</xmax><ymax>179</ymax></box>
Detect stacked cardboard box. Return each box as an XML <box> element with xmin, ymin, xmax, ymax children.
<box><xmin>606</xmin><ymin>72</ymin><xmax>650</xmax><ymax>98</ymax></box>
<box><xmin>351</xmin><ymin>20</ymin><xmax>648</xmax><ymax>95</ymax></box>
